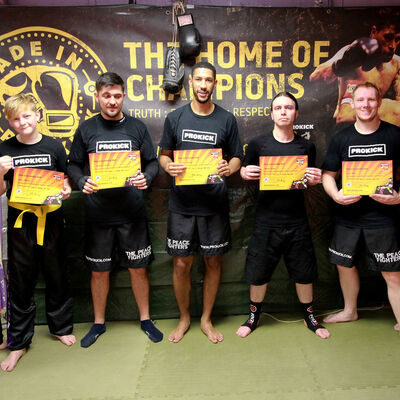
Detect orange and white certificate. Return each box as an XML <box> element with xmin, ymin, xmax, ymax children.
<box><xmin>259</xmin><ymin>155</ymin><xmax>308</xmax><ymax>190</ymax></box>
<box><xmin>342</xmin><ymin>160</ymin><xmax>393</xmax><ymax>195</ymax></box>
<box><xmin>174</xmin><ymin>148</ymin><xmax>223</xmax><ymax>185</ymax></box>
<box><xmin>89</xmin><ymin>151</ymin><xmax>141</xmax><ymax>189</ymax></box>
<box><xmin>10</xmin><ymin>167</ymin><xmax>64</xmax><ymax>205</ymax></box>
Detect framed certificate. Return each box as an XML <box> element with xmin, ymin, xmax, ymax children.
<box><xmin>10</xmin><ymin>167</ymin><xmax>64</xmax><ymax>205</ymax></box>
<box><xmin>174</xmin><ymin>148</ymin><xmax>223</xmax><ymax>186</ymax></box>
<box><xmin>259</xmin><ymin>155</ymin><xmax>308</xmax><ymax>190</ymax></box>
<box><xmin>342</xmin><ymin>160</ymin><xmax>393</xmax><ymax>195</ymax></box>
<box><xmin>89</xmin><ymin>151</ymin><xmax>141</xmax><ymax>189</ymax></box>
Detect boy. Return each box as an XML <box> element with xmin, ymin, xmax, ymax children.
<box><xmin>0</xmin><ymin>94</ymin><xmax>75</xmax><ymax>372</ymax></box>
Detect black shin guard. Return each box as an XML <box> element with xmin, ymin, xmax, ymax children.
<box><xmin>241</xmin><ymin>301</ymin><xmax>262</xmax><ymax>332</ymax></box>
<box><xmin>301</xmin><ymin>302</ymin><xmax>325</xmax><ymax>332</ymax></box>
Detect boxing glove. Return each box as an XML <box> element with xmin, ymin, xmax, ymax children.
<box><xmin>177</xmin><ymin>13</ymin><xmax>202</xmax><ymax>60</ymax></box>
<box><xmin>161</xmin><ymin>46</ymin><xmax>185</xmax><ymax>94</ymax></box>
<box><xmin>332</xmin><ymin>37</ymin><xmax>380</xmax><ymax>76</ymax></box>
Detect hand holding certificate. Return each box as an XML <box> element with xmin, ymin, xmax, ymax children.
<box><xmin>174</xmin><ymin>148</ymin><xmax>223</xmax><ymax>185</ymax></box>
<box><xmin>89</xmin><ymin>151</ymin><xmax>141</xmax><ymax>189</ymax></box>
<box><xmin>10</xmin><ymin>167</ymin><xmax>64</xmax><ymax>205</ymax></box>
<box><xmin>342</xmin><ymin>160</ymin><xmax>393</xmax><ymax>196</ymax></box>
<box><xmin>259</xmin><ymin>155</ymin><xmax>308</xmax><ymax>190</ymax></box>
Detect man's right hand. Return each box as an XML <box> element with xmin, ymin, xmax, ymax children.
<box><xmin>0</xmin><ymin>155</ymin><xmax>12</xmax><ymax>176</ymax></box>
<box><xmin>333</xmin><ymin>37</ymin><xmax>380</xmax><ymax>76</ymax></box>
<box><xmin>82</xmin><ymin>177</ymin><xmax>99</xmax><ymax>194</ymax></box>
<box><xmin>241</xmin><ymin>165</ymin><xmax>261</xmax><ymax>180</ymax></box>
<box><xmin>332</xmin><ymin>188</ymin><xmax>361</xmax><ymax>205</ymax></box>
<box><xmin>165</xmin><ymin>162</ymin><xmax>186</xmax><ymax>177</ymax></box>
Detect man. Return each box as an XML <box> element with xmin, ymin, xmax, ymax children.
<box><xmin>0</xmin><ymin>94</ymin><xmax>75</xmax><ymax>372</ymax></box>
<box><xmin>322</xmin><ymin>82</ymin><xmax>400</xmax><ymax>331</ymax></box>
<box><xmin>236</xmin><ymin>92</ymin><xmax>330</xmax><ymax>340</ymax></box>
<box><xmin>310</xmin><ymin>20</ymin><xmax>400</xmax><ymax>125</ymax></box>
<box><xmin>159</xmin><ymin>61</ymin><xmax>242</xmax><ymax>343</ymax></box>
<box><xmin>68</xmin><ymin>72</ymin><xmax>163</xmax><ymax>347</ymax></box>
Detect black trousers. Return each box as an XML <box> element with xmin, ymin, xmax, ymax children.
<box><xmin>7</xmin><ymin>210</ymin><xmax>73</xmax><ymax>350</ymax></box>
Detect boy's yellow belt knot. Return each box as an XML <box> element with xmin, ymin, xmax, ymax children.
<box><xmin>8</xmin><ymin>202</ymin><xmax>61</xmax><ymax>246</ymax></box>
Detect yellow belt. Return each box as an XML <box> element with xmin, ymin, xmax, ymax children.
<box><xmin>8</xmin><ymin>202</ymin><xmax>61</xmax><ymax>246</ymax></box>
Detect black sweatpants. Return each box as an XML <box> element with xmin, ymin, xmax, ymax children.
<box><xmin>6</xmin><ymin>210</ymin><xmax>73</xmax><ymax>350</ymax></box>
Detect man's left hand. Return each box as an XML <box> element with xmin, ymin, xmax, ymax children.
<box><xmin>370</xmin><ymin>190</ymin><xmax>400</xmax><ymax>205</ymax></box>
<box><xmin>132</xmin><ymin>173</ymin><xmax>148</xmax><ymax>190</ymax></box>
<box><xmin>305</xmin><ymin>167</ymin><xmax>322</xmax><ymax>185</ymax></box>
<box><xmin>218</xmin><ymin>159</ymin><xmax>231</xmax><ymax>176</ymax></box>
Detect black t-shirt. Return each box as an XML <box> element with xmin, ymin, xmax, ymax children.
<box><xmin>0</xmin><ymin>134</ymin><xmax>67</xmax><ymax>220</ymax></box>
<box><xmin>67</xmin><ymin>114</ymin><xmax>158</xmax><ymax>224</ymax></box>
<box><xmin>243</xmin><ymin>132</ymin><xmax>316</xmax><ymax>227</ymax></box>
<box><xmin>322</xmin><ymin>121</ymin><xmax>400</xmax><ymax>228</ymax></box>
<box><xmin>159</xmin><ymin>103</ymin><xmax>242</xmax><ymax>216</ymax></box>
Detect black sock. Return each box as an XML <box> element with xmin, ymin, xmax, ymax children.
<box><xmin>301</xmin><ymin>302</ymin><xmax>325</xmax><ymax>332</ymax></box>
<box><xmin>141</xmin><ymin>320</ymin><xmax>163</xmax><ymax>343</ymax></box>
<box><xmin>241</xmin><ymin>300</ymin><xmax>262</xmax><ymax>332</ymax></box>
<box><xmin>80</xmin><ymin>323</ymin><xmax>106</xmax><ymax>348</ymax></box>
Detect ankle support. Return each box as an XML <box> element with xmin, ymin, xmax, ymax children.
<box><xmin>241</xmin><ymin>301</ymin><xmax>262</xmax><ymax>332</ymax></box>
<box><xmin>301</xmin><ymin>302</ymin><xmax>325</xmax><ymax>332</ymax></box>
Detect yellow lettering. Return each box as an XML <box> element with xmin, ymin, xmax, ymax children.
<box><xmin>0</xmin><ymin>57</ymin><xmax>11</xmax><ymax>73</ymax></box>
<box><xmin>65</xmin><ymin>52</ymin><xmax>83</xmax><ymax>70</ymax></box>
<box><xmin>292</xmin><ymin>41</ymin><xmax>311</xmax><ymax>68</ymax></box>
<box><xmin>9</xmin><ymin>45</ymin><xmax>24</xmax><ymax>61</ymax></box>
<box><xmin>235</xmin><ymin>74</ymin><xmax>243</xmax><ymax>100</ymax></box>
<box><xmin>147</xmin><ymin>74</ymin><xmax>166</xmax><ymax>101</ymax></box>
<box><xmin>314</xmin><ymin>40</ymin><xmax>330</xmax><ymax>66</ymax></box>
<box><xmin>127</xmin><ymin>75</ymin><xmax>144</xmax><ymax>101</ymax></box>
<box><xmin>266</xmin><ymin>73</ymin><xmax>285</xmax><ymax>99</ymax></box>
<box><xmin>196</xmin><ymin>42</ymin><xmax>214</xmax><ymax>65</ymax></box>
<box><xmin>144</xmin><ymin>42</ymin><xmax>163</xmax><ymax>69</ymax></box>
<box><xmin>123</xmin><ymin>42</ymin><xmax>142</xmax><ymax>69</ymax></box>
<box><xmin>245</xmin><ymin>74</ymin><xmax>263</xmax><ymax>100</ymax></box>
<box><xmin>56</xmin><ymin>45</ymin><xmax>64</xmax><ymax>61</ymax></box>
<box><xmin>217</xmin><ymin>41</ymin><xmax>235</xmax><ymax>69</ymax></box>
<box><xmin>215</xmin><ymin>74</ymin><xmax>233</xmax><ymax>100</ymax></box>
<box><xmin>287</xmin><ymin>73</ymin><xmax>304</xmax><ymax>97</ymax></box>
<box><xmin>266</xmin><ymin>41</ymin><xmax>282</xmax><ymax>68</ymax></box>
<box><xmin>30</xmin><ymin>41</ymin><xmax>42</xmax><ymax>56</ymax></box>
<box><xmin>239</xmin><ymin>42</ymin><xmax>262</xmax><ymax>68</ymax></box>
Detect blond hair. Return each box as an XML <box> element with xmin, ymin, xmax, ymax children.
<box><xmin>4</xmin><ymin>94</ymin><xmax>38</xmax><ymax>120</ymax></box>
<box><xmin>352</xmin><ymin>82</ymin><xmax>382</xmax><ymax>100</ymax></box>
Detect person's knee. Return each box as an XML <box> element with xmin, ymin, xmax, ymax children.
<box><xmin>129</xmin><ymin>266</ymin><xmax>147</xmax><ymax>279</ymax></box>
<box><xmin>204</xmin><ymin>255</ymin><xmax>222</xmax><ymax>270</ymax></box>
<box><xmin>382</xmin><ymin>271</ymin><xmax>400</xmax><ymax>288</ymax></box>
<box><xmin>174</xmin><ymin>257</ymin><xmax>192</xmax><ymax>275</ymax></box>
<box><xmin>91</xmin><ymin>270</ymin><xmax>110</xmax><ymax>281</ymax></box>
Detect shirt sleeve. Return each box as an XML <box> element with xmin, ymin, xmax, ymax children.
<box><xmin>159</xmin><ymin>114</ymin><xmax>178</xmax><ymax>151</ymax></box>
<box><xmin>322</xmin><ymin>134</ymin><xmax>342</xmax><ymax>172</ymax></box>
<box><xmin>242</xmin><ymin>138</ymin><xmax>259</xmax><ymax>167</ymax></box>
<box><xmin>224</xmin><ymin>114</ymin><xmax>243</xmax><ymax>159</ymax></box>
<box><xmin>67</xmin><ymin>127</ymin><xmax>88</xmax><ymax>189</ymax></box>
<box><xmin>139</xmin><ymin>122</ymin><xmax>159</xmax><ymax>186</ymax></box>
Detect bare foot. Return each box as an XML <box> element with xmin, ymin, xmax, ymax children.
<box><xmin>323</xmin><ymin>310</ymin><xmax>358</xmax><ymax>324</ymax></box>
<box><xmin>236</xmin><ymin>325</ymin><xmax>252</xmax><ymax>338</ymax></box>
<box><xmin>315</xmin><ymin>328</ymin><xmax>331</xmax><ymax>339</ymax></box>
<box><xmin>52</xmin><ymin>334</ymin><xmax>76</xmax><ymax>346</ymax></box>
<box><xmin>0</xmin><ymin>340</ymin><xmax>7</xmax><ymax>350</ymax></box>
<box><xmin>201</xmin><ymin>319</ymin><xmax>223</xmax><ymax>343</ymax></box>
<box><xmin>1</xmin><ymin>349</ymin><xmax>26</xmax><ymax>372</ymax></box>
<box><xmin>394</xmin><ymin>323</ymin><xmax>399</xmax><ymax>332</ymax></box>
<box><xmin>168</xmin><ymin>318</ymin><xmax>190</xmax><ymax>343</ymax></box>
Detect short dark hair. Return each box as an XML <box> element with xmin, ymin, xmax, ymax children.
<box><xmin>270</xmin><ymin>92</ymin><xmax>299</xmax><ymax>110</ymax></box>
<box><xmin>191</xmin><ymin>62</ymin><xmax>216</xmax><ymax>79</ymax></box>
<box><xmin>352</xmin><ymin>81</ymin><xmax>382</xmax><ymax>100</ymax></box>
<box><xmin>96</xmin><ymin>72</ymin><xmax>125</xmax><ymax>92</ymax></box>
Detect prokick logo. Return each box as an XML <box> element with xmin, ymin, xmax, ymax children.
<box><xmin>0</xmin><ymin>26</ymin><xmax>107</xmax><ymax>149</ymax></box>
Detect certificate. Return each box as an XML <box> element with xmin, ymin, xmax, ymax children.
<box><xmin>174</xmin><ymin>148</ymin><xmax>223</xmax><ymax>186</ymax></box>
<box><xmin>342</xmin><ymin>160</ymin><xmax>393</xmax><ymax>195</ymax></box>
<box><xmin>89</xmin><ymin>151</ymin><xmax>141</xmax><ymax>189</ymax></box>
<box><xmin>259</xmin><ymin>155</ymin><xmax>308</xmax><ymax>190</ymax></box>
<box><xmin>10</xmin><ymin>167</ymin><xmax>64</xmax><ymax>205</ymax></box>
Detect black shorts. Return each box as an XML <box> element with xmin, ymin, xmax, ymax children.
<box><xmin>85</xmin><ymin>219</ymin><xmax>154</xmax><ymax>272</ymax></box>
<box><xmin>329</xmin><ymin>224</ymin><xmax>400</xmax><ymax>272</ymax></box>
<box><xmin>245</xmin><ymin>223</ymin><xmax>317</xmax><ymax>285</ymax></box>
<box><xmin>166</xmin><ymin>212</ymin><xmax>232</xmax><ymax>257</ymax></box>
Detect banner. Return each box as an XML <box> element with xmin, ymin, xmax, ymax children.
<box><xmin>0</xmin><ymin>5</ymin><xmax>399</xmax><ymax>181</ymax></box>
